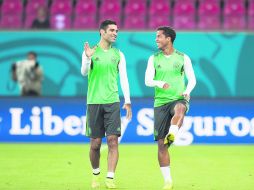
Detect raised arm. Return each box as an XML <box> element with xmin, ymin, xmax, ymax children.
<box><xmin>81</xmin><ymin>42</ymin><xmax>95</xmax><ymax>76</ymax></box>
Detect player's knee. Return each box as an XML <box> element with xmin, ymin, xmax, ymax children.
<box><xmin>174</xmin><ymin>104</ymin><xmax>186</xmax><ymax>117</ymax></box>
<box><xmin>107</xmin><ymin>136</ymin><xmax>118</xmax><ymax>149</ymax></box>
<box><xmin>158</xmin><ymin>140</ymin><xmax>167</xmax><ymax>151</ymax></box>
<box><xmin>91</xmin><ymin>139</ymin><xmax>101</xmax><ymax>151</ymax></box>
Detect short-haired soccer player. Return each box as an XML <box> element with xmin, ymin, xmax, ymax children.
<box><xmin>145</xmin><ymin>26</ymin><xmax>196</xmax><ymax>190</ymax></box>
<box><xmin>81</xmin><ymin>20</ymin><xmax>132</xmax><ymax>189</ymax></box>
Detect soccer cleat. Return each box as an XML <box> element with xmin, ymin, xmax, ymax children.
<box><xmin>164</xmin><ymin>133</ymin><xmax>175</xmax><ymax>148</ymax></box>
<box><xmin>91</xmin><ymin>174</ymin><xmax>100</xmax><ymax>189</ymax></box>
<box><xmin>163</xmin><ymin>180</ymin><xmax>173</xmax><ymax>190</ymax></box>
<box><xmin>105</xmin><ymin>178</ymin><xmax>116</xmax><ymax>189</ymax></box>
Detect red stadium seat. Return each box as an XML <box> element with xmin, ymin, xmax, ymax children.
<box><xmin>75</xmin><ymin>0</ymin><xmax>97</xmax><ymax>15</ymax></box>
<box><xmin>0</xmin><ymin>14</ymin><xmax>23</xmax><ymax>29</ymax></box>
<box><xmin>124</xmin><ymin>0</ymin><xmax>147</xmax><ymax>29</ymax></box>
<box><xmin>99</xmin><ymin>0</ymin><xmax>121</xmax><ymax>26</ymax></box>
<box><xmin>73</xmin><ymin>15</ymin><xmax>97</xmax><ymax>29</ymax></box>
<box><xmin>173</xmin><ymin>0</ymin><xmax>196</xmax><ymax>30</ymax></box>
<box><xmin>148</xmin><ymin>0</ymin><xmax>171</xmax><ymax>29</ymax></box>
<box><xmin>73</xmin><ymin>0</ymin><xmax>97</xmax><ymax>29</ymax></box>
<box><xmin>26</xmin><ymin>0</ymin><xmax>47</xmax><ymax>16</ymax></box>
<box><xmin>124</xmin><ymin>16</ymin><xmax>146</xmax><ymax>29</ymax></box>
<box><xmin>248</xmin><ymin>0</ymin><xmax>254</xmax><ymax>29</ymax></box>
<box><xmin>198</xmin><ymin>0</ymin><xmax>221</xmax><ymax>30</ymax></box>
<box><xmin>223</xmin><ymin>0</ymin><xmax>246</xmax><ymax>30</ymax></box>
<box><xmin>50</xmin><ymin>0</ymin><xmax>72</xmax><ymax>15</ymax></box>
<box><xmin>1</xmin><ymin>0</ymin><xmax>23</xmax><ymax>14</ymax></box>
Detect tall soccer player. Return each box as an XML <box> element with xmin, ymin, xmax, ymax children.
<box><xmin>145</xmin><ymin>27</ymin><xmax>196</xmax><ymax>190</ymax></box>
<box><xmin>81</xmin><ymin>20</ymin><xmax>132</xmax><ymax>189</ymax></box>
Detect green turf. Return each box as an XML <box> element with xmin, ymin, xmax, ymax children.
<box><xmin>0</xmin><ymin>144</ymin><xmax>254</xmax><ymax>190</ymax></box>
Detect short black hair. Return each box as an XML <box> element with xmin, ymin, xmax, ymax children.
<box><xmin>99</xmin><ymin>19</ymin><xmax>117</xmax><ymax>31</ymax></box>
<box><xmin>27</xmin><ymin>51</ymin><xmax>37</xmax><ymax>58</ymax></box>
<box><xmin>157</xmin><ymin>26</ymin><xmax>176</xmax><ymax>43</ymax></box>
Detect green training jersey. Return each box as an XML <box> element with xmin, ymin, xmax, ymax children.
<box><xmin>87</xmin><ymin>45</ymin><xmax>120</xmax><ymax>104</ymax></box>
<box><xmin>153</xmin><ymin>49</ymin><xmax>186</xmax><ymax>107</ymax></box>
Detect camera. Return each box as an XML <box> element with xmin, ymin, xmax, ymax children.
<box><xmin>12</xmin><ymin>59</ymin><xmax>37</xmax><ymax>83</ymax></box>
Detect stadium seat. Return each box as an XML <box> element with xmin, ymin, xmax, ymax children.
<box><xmin>1</xmin><ymin>0</ymin><xmax>23</xmax><ymax>15</ymax></box>
<box><xmin>73</xmin><ymin>15</ymin><xmax>97</xmax><ymax>29</ymax></box>
<box><xmin>24</xmin><ymin>14</ymin><xmax>37</xmax><ymax>28</ymax></box>
<box><xmin>223</xmin><ymin>0</ymin><xmax>246</xmax><ymax>30</ymax></box>
<box><xmin>125</xmin><ymin>0</ymin><xmax>146</xmax><ymax>15</ymax></box>
<box><xmin>75</xmin><ymin>0</ymin><xmax>97</xmax><ymax>15</ymax></box>
<box><xmin>149</xmin><ymin>0</ymin><xmax>170</xmax><ymax>16</ymax></box>
<box><xmin>248</xmin><ymin>0</ymin><xmax>254</xmax><ymax>29</ymax></box>
<box><xmin>98</xmin><ymin>15</ymin><xmax>121</xmax><ymax>27</ymax></box>
<box><xmin>0</xmin><ymin>14</ymin><xmax>22</xmax><ymax>29</ymax></box>
<box><xmin>25</xmin><ymin>0</ymin><xmax>47</xmax><ymax>16</ymax></box>
<box><xmin>124</xmin><ymin>16</ymin><xmax>146</xmax><ymax>29</ymax></box>
<box><xmin>198</xmin><ymin>0</ymin><xmax>221</xmax><ymax>30</ymax></box>
<box><xmin>73</xmin><ymin>0</ymin><xmax>97</xmax><ymax>29</ymax></box>
<box><xmin>50</xmin><ymin>14</ymin><xmax>71</xmax><ymax>30</ymax></box>
<box><xmin>173</xmin><ymin>0</ymin><xmax>196</xmax><ymax>30</ymax></box>
<box><xmin>50</xmin><ymin>0</ymin><xmax>72</xmax><ymax>15</ymax></box>
<box><xmin>148</xmin><ymin>15</ymin><xmax>170</xmax><ymax>29</ymax></box>
<box><xmin>124</xmin><ymin>0</ymin><xmax>147</xmax><ymax>29</ymax></box>
<box><xmin>148</xmin><ymin>0</ymin><xmax>171</xmax><ymax>29</ymax></box>
<box><xmin>99</xmin><ymin>0</ymin><xmax>121</xmax><ymax>26</ymax></box>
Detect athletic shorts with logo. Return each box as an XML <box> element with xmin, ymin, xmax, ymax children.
<box><xmin>154</xmin><ymin>99</ymin><xmax>189</xmax><ymax>141</ymax></box>
<box><xmin>86</xmin><ymin>102</ymin><xmax>121</xmax><ymax>138</ymax></box>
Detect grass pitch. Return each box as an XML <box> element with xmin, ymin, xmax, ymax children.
<box><xmin>0</xmin><ymin>144</ymin><xmax>253</xmax><ymax>190</ymax></box>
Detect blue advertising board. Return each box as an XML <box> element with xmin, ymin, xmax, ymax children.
<box><xmin>0</xmin><ymin>98</ymin><xmax>253</xmax><ymax>144</ymax></box>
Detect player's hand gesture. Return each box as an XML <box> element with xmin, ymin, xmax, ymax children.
<box><xmin>122</xmin><ymin>104</ymin><xmax>132</xmax><ymax>120</ymax></box>
<box><xmin>163</xmin><ymin>83</ymin><xmax>169</xmax><ymax>89</ymax></box>
<box><xmin>84</xmin><ymin>42</ymin><xmax>95</xmax><ymax>58</ymax></box>
<box><xmin>182</xmin><ymin>92</ymin><xmax>190</xmax><ymax>101</ymax></box>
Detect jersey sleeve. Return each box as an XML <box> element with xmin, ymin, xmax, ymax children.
<box><xmin>145</xmin><ymin>55</ymin><xmax>166</xmax><ymax>88</ymax></box>
<box><xmin>119</xmin><ymin>51</ymin><xmax>131</xmax><ymax>104</ymax></box>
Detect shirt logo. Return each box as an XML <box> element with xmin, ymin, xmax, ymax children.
<box><xmin>94</xmin><ymin>57</ymin><xmax>99</xmax><ymax>61</ymax></box>
<box><xmin>157</xmin><ymin>64</ymin><xmax>161</xmax><ymax>69</ymax></box>
<box><xmin>173</xmin><ymin>62</ymin><xmax>181</xmax><ymax>69</ymax></box>
<box><xmin>111</xmin><ymin>56</ymin><xmax>118</xmax><ymax>64</ymax></box>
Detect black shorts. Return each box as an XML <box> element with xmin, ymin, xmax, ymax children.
<box><xmin>85</xmin><ymin>102</ymin><xmax>121</xmax><ymax>138</ymax></box>
<box><xmin>154</xmin><ymin>99</ymin><xmax>189</xmax><ymax>141</ymax></box>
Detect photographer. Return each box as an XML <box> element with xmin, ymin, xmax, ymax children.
<box><xmin>12</xmin><ymin>52</ymin><xmax>43</xmax><ymax>96</ymax></box>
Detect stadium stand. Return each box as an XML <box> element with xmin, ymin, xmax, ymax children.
<box><xmin>0</xmin><ymin>0</ymin><xmax>252</xmax><ymax>30</ymax></box>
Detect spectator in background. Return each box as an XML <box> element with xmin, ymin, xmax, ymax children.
<box><xmin>31</xmin><ymin>7</ymin><xmax>50</xmax><ymax>29</ymax></box>
<box><xmin>12</xmin><ymin>51</ymin><xmax>43</xmax><ymax>96</ymax></box>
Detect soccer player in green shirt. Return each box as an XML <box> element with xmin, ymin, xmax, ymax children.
<box><xmin>81</xmin><ymin>20</ymin><xmax>132</xmax><ymax>189</ymax></box>
<box><xmin>145</xmin><ymin>27</ymin><xmax>196</xmax><ymax>190</ymax></box>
